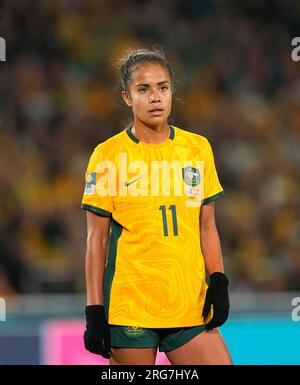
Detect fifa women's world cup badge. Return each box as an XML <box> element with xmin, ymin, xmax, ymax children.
<box><xmin>84</xmin><ymin>172</ymin><xmax>97</xmax><ymax>195</ymax></box>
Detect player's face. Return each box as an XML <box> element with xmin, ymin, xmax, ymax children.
<box><xmin>122</xmin><ymin>63</ymin><xmax>172</xmax><ymax>129</ymax></box>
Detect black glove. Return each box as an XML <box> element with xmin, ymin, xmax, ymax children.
<box><xmin>84</xmin><ymin>305</ymin><xmax>111</xmax><ymax>358</ymax></box>
<box><xmin>202</xmin><ymin>272</ymin><xmax>230</xmax><ymax>330</ymax></box>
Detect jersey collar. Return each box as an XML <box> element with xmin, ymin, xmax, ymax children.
<box><xmin>126</xmin><ymin>125</ymin><xmax>175</xmax><ymax>145</ymax></box>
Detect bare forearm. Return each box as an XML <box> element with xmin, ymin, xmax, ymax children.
<box><xmin>200</xmin><ymin>226</ymin><xmax>224</xmax><ymax>275</ymax></box>
<box><xmin>85</xmin><ymin>235</ymin><xmax>109</xmax><ymax>305</ymax></box>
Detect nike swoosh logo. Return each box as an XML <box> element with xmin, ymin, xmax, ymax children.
<box><xmin>124</xmin><ymin>176</ymin><xmax>143</xmax><ymax>187</ymax></box>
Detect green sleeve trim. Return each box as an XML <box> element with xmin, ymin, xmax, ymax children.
<box><xmin>81</xmin><ymin>204</ymin><xmax>112</xmax><ymax>217</ymax></box>
<box><xmin>202</xmin><ymin>191</ymin><xmax>225</xmax><ymax>205</ymax></box>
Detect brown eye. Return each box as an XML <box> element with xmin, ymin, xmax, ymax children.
<box><xmin>139</xmin><ymin>88</ymin><xmax>148</xmax><ymax>93</ymax></box>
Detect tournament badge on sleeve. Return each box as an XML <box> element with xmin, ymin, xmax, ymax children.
<box><xmin>84</xmin><ymin>172</ymin><xmax>97</xmax><ymax>195</ymax></box>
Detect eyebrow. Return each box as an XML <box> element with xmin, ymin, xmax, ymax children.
<box><xmin>135</xmin><ymin>80</ymin><xmax>170</xmax><ymax>87</ymax></box>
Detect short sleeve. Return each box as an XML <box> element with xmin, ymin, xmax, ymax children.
<box><xmin>202</xmin><ymin>139</ymin><xmax>225</xmax><ymax>205</ymax></box>
<box><xmin>81</xmin><ymin>148</ymin><xmax>114</xmax><ymax>217</ymax></box>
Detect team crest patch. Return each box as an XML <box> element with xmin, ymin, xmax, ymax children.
<box><xmin>182</xmin><ymin>166</ymin><xmax>200</xmax><ymax>187</ymax></box>
<box><xmin>124</xmin><ymin>326</ymin><xmax>145</xmax><ymax>336</ymax></box>
<box><xmin>84</xmin><ymin>172</ymin><xmax>96</xmax><ymax>195</ymax></box>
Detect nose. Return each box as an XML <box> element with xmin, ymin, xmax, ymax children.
<box><xmin>149</xmin><ymin>89</ymin><xmax>160</xmax><ymax>103</ymax></box>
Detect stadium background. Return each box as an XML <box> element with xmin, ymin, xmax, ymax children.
<box><xmin>0</xmin><ymin>0</ymin><xmax>300</xmax><ymax>364</ymax></box>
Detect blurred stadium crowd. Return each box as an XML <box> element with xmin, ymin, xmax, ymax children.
<box><xmin>0</xmin><ymin>0</ymin><xmax>299</xmax><ymax>296</ymax></box>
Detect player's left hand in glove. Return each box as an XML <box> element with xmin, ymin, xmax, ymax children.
<box><xmin>84</xmin><ymin>305</ymin><xmax>111</xmax><ymax>358</ymax></box>
<box><xmin>202</xmin><ymin>272</ymin><xmax>230</xmax><ymax>330</ymax></box>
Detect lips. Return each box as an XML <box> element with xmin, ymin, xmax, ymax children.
<box><xmin>149</xmin><ymin>108</ymin><xmax>164</xmax><ymax>115</ymax></box>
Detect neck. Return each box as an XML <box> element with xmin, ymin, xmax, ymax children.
<box><xmin>132</xmin><ymin>122</ymin><xmax>170</xmax><ymax>144</ymax></box>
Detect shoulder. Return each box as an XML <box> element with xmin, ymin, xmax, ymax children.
<box><xmin>92</xmin><ymin>129</ymin><xmax>127</xmax><ymax>159</ymax></box>
<box><xmin>173</xmin><ymin>125</ymin><xmax>212</xmax><ymax>151</ymax></box>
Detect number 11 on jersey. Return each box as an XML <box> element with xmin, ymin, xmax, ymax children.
<box><xmin>159</xmin><ymin>205</ymin><xmax>179</xmax><ymax>236</ymax></box>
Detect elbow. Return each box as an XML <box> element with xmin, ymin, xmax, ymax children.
<box><xmin>200</xmin><ymin>224</ymin><xmax>220</xmax><ymax>242</ymax></box>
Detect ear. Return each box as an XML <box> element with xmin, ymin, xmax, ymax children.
<box><xmin>121</xmin><ymin>91</ymin><xmax>132</xmax><ymax>107</ymax></box>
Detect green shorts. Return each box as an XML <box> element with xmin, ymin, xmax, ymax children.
<box><xmin>110</xmin><ymin>324</ymin><xmax>207</xmax><ymax>353</ymax></box>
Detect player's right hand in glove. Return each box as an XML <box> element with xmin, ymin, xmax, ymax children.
<box><xmin>202</xmin><ymin>272</ymin><xmax>230</xmax><ymax>330</ymax></box>
<box><xmin>84</xmin><ymin>305</ymin><xmax>111</xmax><ymax>358</ymax></box>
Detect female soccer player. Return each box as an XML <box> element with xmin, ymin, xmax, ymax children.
<box><xmin>81</xmin><ymin>48</ymin><xmax>232</xmax><ymax>365</ymax></box>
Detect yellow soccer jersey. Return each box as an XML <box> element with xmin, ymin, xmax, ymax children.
<box><xmin>81</xmin><ymin>125</ymin><xmax>224</xmax><ymax>328</ymax></box>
